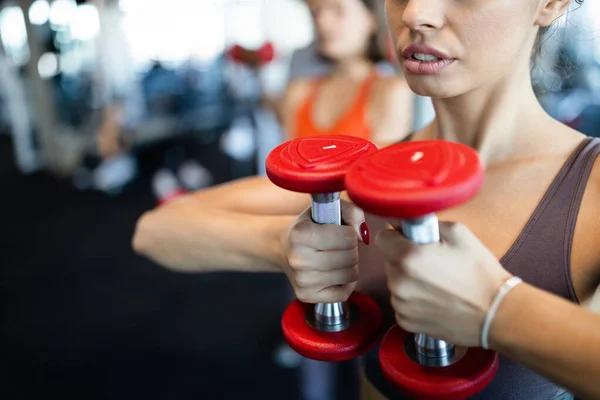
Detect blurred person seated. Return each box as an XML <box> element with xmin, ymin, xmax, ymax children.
<box><xmin>226</xmin><ymin>0</ymin><xmax>411</xmax><ymax>186</ymax></box>
<box><xmin>261</xmin><ymin>0</ymin><xmax>412</xmax><ymax>148</ymax></box>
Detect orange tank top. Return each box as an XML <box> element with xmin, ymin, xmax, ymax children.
<box><xmin>293</xmin><ymin>70</ymin><xmax>378</xmax><ymax>140</ymax></box>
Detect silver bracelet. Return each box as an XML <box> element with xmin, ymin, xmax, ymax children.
<box><xmin>481</xmin><ymin>276</ymin><xmax>523</xmax><ymax>350</ymax></box>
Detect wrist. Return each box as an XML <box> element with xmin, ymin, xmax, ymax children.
<box><xmin>480</xmin><ymin>271</ymin><xmax>522</xmax><ymax>349</ymax></box>
<box><xmin>271</xmin><ymin>217</ymin><xmax>292</xmax><ymax>273</ymax></box>
<box><xmin>486</xmin><ymin>280</ymin><xmax>529</xmax><ymax>351</ymax></box>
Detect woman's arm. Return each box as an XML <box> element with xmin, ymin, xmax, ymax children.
<box><xmin>132</xmin><ymin>176</ymin><xmax>309</xmax><ymax>273</ymax></box>
<box><xmin>490</xmin><ymin>282</ymin><xmax>600</xmax><ymax>400</ymax></box>
<box><xmin>376</xmin><ymin>221</ymin><xmax>600</xmax><ymax>399</ymax></box>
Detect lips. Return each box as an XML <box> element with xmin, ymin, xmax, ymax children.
<box><xmin>401</xmin><ymin>44</ymin><xmax>455</xmax><ymax>75</ymax></box>
<box><xmin>402</xmin><ymin>44</ymin><xmax>452</xmax><ymax>61</ymax></box>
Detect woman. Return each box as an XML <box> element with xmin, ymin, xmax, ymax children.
<box><xmin>247</xmin><ymin>0</ymin><xmax>412</xmax><ymax>146</ymax></box>
<box><xmin>364</xmin><ymin>0</ymin><xmax>600</xmax><ymax>399</ymax></box>
<box><xmin>277</xmin><ymin>0</ymin><xmax>412</xmax><ymax>146</ymax></box>
<box><xmin>133</xmin><ymin>0</ymin><xmax>600</xmax><ymax>399</ymax></box>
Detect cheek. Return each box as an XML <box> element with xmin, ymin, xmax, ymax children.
<box><xmin>457</xmin><ymin>3</ymin><xmax>536</xmax><ymax>70</ymax></box>
<box><xmin>384</xmin><ymin>2</ymin><xmax>403</xmax><ymax>45</ymax></box>
<box><xmin>339</xmin><ymin>20</ymin><xmax>370</xmax><ymax>50</ymax></box>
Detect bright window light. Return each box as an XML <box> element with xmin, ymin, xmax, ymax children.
<box><xmin>70</xmin><ymin>4</ymin><xmax>100</xmax><ymax>41</ymax></box>
<box><xmin>119</xmin><ymin>0</ymin><xmax>314</xmax><ymax>67</ymax></box>
<box><xmin>49</xmin><ymin>0</ymin><xmax>77</xmax><ymax>28</ymax></box>
<box><xmin>0</xmin><ymin>6</ymin><xmax>29</xmax><ymax>65</ymax></box>
<box><xmin>578</xmin><ymin>0</ymin><xmax>600</xmax><ymax>63</ymax></box>
<box><xmin>120</xmin><ymin>0</ymin><xmax>225</xmax><ymax>66</ymax></box>
<box><xmin>222</xmin><ymin>0</ymin><xmax>313</xmax><ymax>51</ymax></box>
<box><xmin>38</xmin><ymin>52</ymin><xmax>60</xmax><ymax>79</ymax></box>
<box><xmin>263</xmin><ymin>0</ymin><xmax>313</xmax><ymax>52</ymax></box>
<box><xmin>0</xmin><ymin>7</ymin><xmax>27</xmax><ymax>48</ymax></box>
<box><xmin>29</xmin><ymin>0</ymin><xmax>50</xmax><ymax>26</ymax></box>
<box><xmin>223</xmin><ymin>0</ymin><xmax>265</xmax><ymax>49</ymax></box>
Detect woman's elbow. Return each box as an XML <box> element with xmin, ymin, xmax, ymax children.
<box><xmin>131</xmin><ymin>203</ymin><xmax>202</xmax><ymax>273</ymax></box>
<box><xmin>132</xmin><ymin>210</ymin><xmax>156</xmax><ymax>257</ymax></box>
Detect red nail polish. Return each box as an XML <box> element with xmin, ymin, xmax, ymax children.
<box><xmin>360</xmin><ymin>222</ymin><xmax>370</xmax><ymax>245</ymax></box>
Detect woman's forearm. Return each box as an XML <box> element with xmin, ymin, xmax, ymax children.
<box><xmin>132</xmin><ymin>198</ymin><xmax>294</xmax><ymax>274</ymax></box>
<box><xmin>490</xmin><ymin>283</ymin><xmax>600</xmax><ymax>399</ymax></box>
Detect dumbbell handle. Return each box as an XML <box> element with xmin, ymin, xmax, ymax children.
<box><xmin>399</xmin><ymin>214</ymin><xmax>456</xmax><ymax>361</ymax></box>
<box><xmin>310</xmin><ymin>193</ymin><xmax>351</xmax><ymax>329</ymax></box>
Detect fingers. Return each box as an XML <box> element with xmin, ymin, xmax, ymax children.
<box><xmin>376</xmin><ymin>228</ymin><xmax>420</xmax><ymax>262</ymax></box>
<box><xmin>378</xmin><ymin>221</ymin><xmax>474</xmax><ymax>253</ymax></box>
<box><xmin>287</xmin><ymin>249</ymin><xmax>359</xmax><ymax>303</ymax></box>
<box><xmin>340</xmin><ymin>200</ymin><xmax>367</xmax><ymax>242</ymax></box>
<box><xmin>287</xmin><ymin>246</ymin><xmax>358</xmax><ymax>303</ymax></box>
<box><xmin>294</xmin><ymin>265</ymin><xmax>359</xmax><ymax>290</ymax></box>
<box><xmin>288</xmin><ymin>246</ymin><xmax>359</xmax><ymax>272</ymax></box>
<box><xmin>287</xmin><ymin>205</ymin><xmax>361</xmax><ymax>303</ymax></box>
<box><xmin>438</xmin><ymin>221</ymin><xmax>474</xmax><ymax>247</ymax></box>
<box><xmin>293</xmin><ymin>200</ymin><xmax>368</xmax><ymax>249</ymax></box>
<box><xmin>296</xmin><ymin>283</ymin><xmax>356</xmax><ymax>304</ymax></box>
<box><xmin>291</xmin><ymin>212</ymin><xmax>358</xmax><ymax>251</ymax></box>
<box><xmin>392</xmin><ymin>306</ymin><xmax>418</xmax><ymax>334</ymax></box>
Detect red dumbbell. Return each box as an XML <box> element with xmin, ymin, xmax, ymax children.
<box><xmin>266</xmin><ymin>135</ymin><xmax>383</xmax><ymax>362</ymax></box>
<box><xmin>257</xmin><ymin>41</ymin><xmax>275</xmax><ymax>64</ymax></box>
<box><xmin>228</xmin><ymin>42</ymin><xmax>275</xmax><ymax>67</ymax></box>
<box><xmin>345</xmin><ymin>140</ymin><xmax>499</xmax><ymax>400</ymax></box>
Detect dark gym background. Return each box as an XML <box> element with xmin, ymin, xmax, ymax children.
<box><xmin>1</xmin><ymin>0</ymin><xmax>599</xmax><ymax>399</ymax></box>
<box><xmin>0</xmin><ymin>133</ymin><xmax>308</xmax><ymax>399</ymax></box>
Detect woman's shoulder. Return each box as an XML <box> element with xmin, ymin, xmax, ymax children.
<box><xmin>281</xmin><ymin>78</ymin><xmax>319</xmax><ymax>129</ymax></box>
<box><xmin>366</xmin><ymin>75</ymin><xmax>414</xmax><ymax>146</ymax></box>
<box><xmin>284</xmin><ymin>78</ymin><xmax>315</xmax><ymax>101</ymax></box>
<box><xmin>369</xmin><ymin>75</ymin><xmax>413</xmax><ymax>117</ymax></box>
<box><xmin>537</xmin><ymin>122</ymin><xmax>600</xmax><ymax>302</ymax></box>
<box><xmin>567</xmin><ymin>129</ymin><xmax>600</xmax><ymax>306</ymax></box>
<box><xmin>578</xmin><ymin>129</ymin><xmax>600</xmax><ymax>205</ymax></box>
<box><xmin>283</xmin><ymin>77</ymin><xmax>325</xmax><ymax>107</ymax></box>
<box><xmin>371</xmin><ymin>75</ymin><xmax>410</xmax><ymax>100</ymax></box>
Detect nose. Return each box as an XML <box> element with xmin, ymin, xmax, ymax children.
<box><xmin>402</xmin><ymin>0</ymin><xmax>444</xmax><ymax>32</ymax></box>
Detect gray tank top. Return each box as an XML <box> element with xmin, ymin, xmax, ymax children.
<box><xmin>362</xmin><ymin>137</ymin><xmax>600</xmax><ymax>399</ymax></box>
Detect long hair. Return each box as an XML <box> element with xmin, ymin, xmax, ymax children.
<box><xmin>359</xmin><ymin>0</ymin><xmax>386</xmax><ymax>63</ymax></box>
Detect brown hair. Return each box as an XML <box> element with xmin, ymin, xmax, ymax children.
<box><xmin>358</xmin><ymin>0</ymin><xmax>386</xmax><ymax>63</ymax></box>
<box><xmin>532</xmin><ymin>0</ymin><xmax>585</xmax><ymax>61</ymax></box>
<box><xmin>532</xmin><ymin>26</ymin><xmax>550</xmax><ymax>61</ymax></box>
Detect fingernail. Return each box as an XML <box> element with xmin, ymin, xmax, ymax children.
<box><xmin>360</xmin><ymin>222</ymin><xmax>370</xmax><ymax>245</ymax></box>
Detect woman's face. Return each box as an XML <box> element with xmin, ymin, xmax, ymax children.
<box><xmin>307</xmin><ymin>0</ymin><xmax>376</xmax><ymax>61</ymax></box>
<box><xmin>385</xmin><ymin>0</ymin><xmax>556</xmax><ymax>98</ymax></box>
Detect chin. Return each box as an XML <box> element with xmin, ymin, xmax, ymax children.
<box><xmin>318</xmin><ymin>43</ymin><xmax>335</xmax><ymax>55</ymax></box>
<box><xmin>320</xmin><ymin>44</ymin><xmax>353</xmax><ymax>60</ymax></box>
<box><xmin>319</xmin><ymin>53</ymin><xmax>336</xmax><ymax>61</ymax></box>
<box><xmin>404</xmin><ymin>74</ymin><xmax>466</xmax><ymax>99</ymax></box>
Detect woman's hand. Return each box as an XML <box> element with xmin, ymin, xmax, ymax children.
<box><xmin>282</xmin><ymin>200</ymin><xmax>368</xmax><ymax>304</ymax></box>
<box><xmin>376</xmin><ymin>221</ymin><xmax>511</xmax><ymax>347</ymax></box>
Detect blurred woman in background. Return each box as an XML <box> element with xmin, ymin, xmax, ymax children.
<box><xmin>277</xmin><ymin>0</ymin><xmax>412</xmax><ymax>146</ymax></box>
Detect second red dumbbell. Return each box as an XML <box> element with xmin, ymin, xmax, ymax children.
<box><xmin>346</xmin><ymin>140</ymin><xmax>499</xmax><ymax>400</ymax></box>
<box><xmin>266</xmin><ymin>135</ymin><xmax>383</xmax><ymax>362</ymax></box>
<box><xmin>228</xmin><ymin>42</ymin><xmax>275</xmax><ymax>67</ymax></box>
